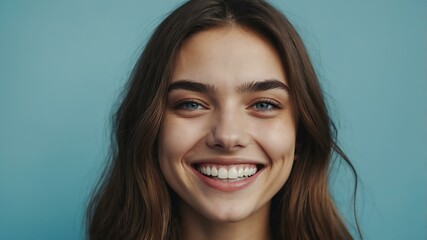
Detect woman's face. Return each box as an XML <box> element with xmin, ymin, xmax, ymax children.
<box><xmin>158</xmin><ymin>27</ymin><xmax>296</xmax><ymax>223</ymax></box>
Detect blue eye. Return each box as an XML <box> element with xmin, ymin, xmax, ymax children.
<box><xmin>254</xmin><ymin>102</ymin><xmax>273</xmax><ymax>110</ymax></box>
<box><xmin>252</xmin><ymin>99</ymin><xmax>280</xmax><ymax>111</ymax></box>
<box><xmin>176</xmin><ymin>100</ymin><xmax>204</xmax><ymax>111</ymax></box>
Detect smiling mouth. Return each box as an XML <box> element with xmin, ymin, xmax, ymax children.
<box><xmin>193</xmin><ymin>164</ymin><xmax>263</xmax><ymax>182</ymax></box>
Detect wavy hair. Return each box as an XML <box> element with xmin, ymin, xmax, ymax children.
<box><xmin>87</xmin><ymin>0</ymin><xmax>361</xmax><ymax>239</ymax></box>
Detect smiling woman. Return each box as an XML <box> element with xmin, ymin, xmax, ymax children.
<box><xmin>86</xmin><ymin>0</ymin><xmax>360</xmax><ymax>240</ymax></box>
<box><xmin>159</xmin><ymin>28</ymin><xmax>297</xmax><ymax>238</ymax></box>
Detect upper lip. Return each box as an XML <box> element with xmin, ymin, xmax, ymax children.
<box><xmin>188</xmin><ymin>157</ymin><xmax>266</xmax><ymax>166</ymax></box>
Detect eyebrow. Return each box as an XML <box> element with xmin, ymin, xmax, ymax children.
<box><xmin>168</xmin><ymin>79</ymin><xmax>289</xmax><ymax>94</ymax></box>
<box><xmin>237</xmin><ymin>79</ymin><xmax>289</xmax><ymax>93</ymax></box>
<box><xmin>168</xmin><ymin>80</ymin><xmax>216</xmax><ymax>94</ymax></box>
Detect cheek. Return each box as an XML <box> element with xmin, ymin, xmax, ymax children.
<box><xmin>158</xmin><ymin>115</ymin><xmax>207</xmax><ymax>163</ymax></box>
<box><xmin>253</xmin><ymin>118</ymin><xmax>296</xmax><ymax>161</ymax></box>
<box><xmin>158</xmin><ymin>115</ymin><xmax>207</xmax><ymax>190</ymax></box>
<box><xmin>251</xmin><ymin>118</ymin><xmax>296</xmax><ymax>200</ymax></box>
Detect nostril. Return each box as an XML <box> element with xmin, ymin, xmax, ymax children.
<box><xmin>213</xmin><ymin>143</ymin><xmax>223</xmax><ymax>148</ymax></box>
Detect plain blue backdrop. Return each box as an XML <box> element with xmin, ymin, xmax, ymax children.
<box><xmin>1</xmin><ymin>0</ymin><xmax>425</xmax><ymax>239</ymax></box>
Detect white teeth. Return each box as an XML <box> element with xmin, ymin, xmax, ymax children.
<box><xmin>227</xmin><ymin>167</ymin><xmax>238</xmax><ymax>179</ymax></box>
<box><xmin>238</xmin><ymin>168</ymin><xmax>244</xmax><ymax>177</ymax></box>
<box><xmin>244</xmin><ymin>167</ymin><xmax>250</xmax><ymax>176</ymax></box>
<box><xmin>198</xmin><ymin>165</ymin><xmax>258</xmax><ymax>179</ymax></box>
<box><xmin>211</xmin><ymin>167</ymin><xmax>218</xmax><ymax>177</ymax></box>
<box><xmin>218</xmin><ymin>167</ymin><xmax>227</xmax><ymax>179</ymax></box>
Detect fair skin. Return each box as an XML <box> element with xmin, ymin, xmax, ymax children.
<box><xmin>158</xmin><ymin>26</ymin><xmax>297</xmax><ymax>240</ymax></box>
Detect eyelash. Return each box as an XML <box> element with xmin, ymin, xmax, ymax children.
<box><xmin>173</xmin><ymin>98</ymin><xmax>281</xmax><ymax>112</ymax></box>
<box><xmin>250</xmin><ymin>98</ymin><xmax>282</xmax><ymax>111</ymax></box>
<box><xmin>173</xmin><ymin>99</ymin><xmax>207</xmax><ymax>111</ymax></box>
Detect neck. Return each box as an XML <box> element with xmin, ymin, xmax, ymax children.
<box><xmin>178</xmin><ymin>201</ymin><xmax>271</xmax><ymax>240</ymax></box>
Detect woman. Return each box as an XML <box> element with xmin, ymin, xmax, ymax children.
<box><xmin>87</xmin><ymin>0</ymin><xmax>360</xmax><ymax>239</ymax></box>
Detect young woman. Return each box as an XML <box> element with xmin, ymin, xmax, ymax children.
<box><xmin>87</xmin><ymin>0</ymin><xmax>360</xmax><ymax>239</ymax></box>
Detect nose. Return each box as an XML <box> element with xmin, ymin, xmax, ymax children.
<box><xmin>206</xmin><ymin>109</ymin><xmax>250</xmax><ymax>152</ymax></box>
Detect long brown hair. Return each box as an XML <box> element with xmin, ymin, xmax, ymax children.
<box><xmin>86</xmin><ymin>0</ymin><xmax>361</xmax><ymax>239</ymax></box>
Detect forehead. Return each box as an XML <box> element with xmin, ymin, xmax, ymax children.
<box><xmin>171</xmin><ymin>26</ymin><xmax>287</xmax><ymax>87</ymax></box>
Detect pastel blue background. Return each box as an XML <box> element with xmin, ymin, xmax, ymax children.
<box><xmin>1</xmin><ymin>0</ymin><xmax>425</xmax><ymax>239</ymax></box>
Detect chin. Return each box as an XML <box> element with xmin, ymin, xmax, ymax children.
<box><xmin>193</xmin><ymin>197</ymin><xmax>267</xmax><ymax>223</ymax></box>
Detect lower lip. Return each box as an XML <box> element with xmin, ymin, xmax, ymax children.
<box><xmin>191</xmin><ymin>166</ymin><xmax>262</xmax><ymax>192</ymax></box>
